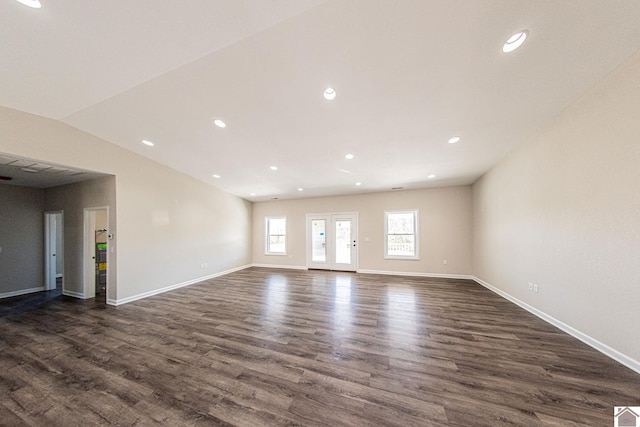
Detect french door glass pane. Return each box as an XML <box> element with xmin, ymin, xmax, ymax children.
<box><xmin>311</xmin><ymin>220</ymin><xmax>326</xmax><ymax>262</ymax></box>
<box><xmin>335</xmin><ymin>219</ymin><xmax>351</xmax><ymax>264</ymax></box>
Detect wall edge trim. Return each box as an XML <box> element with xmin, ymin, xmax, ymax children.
<box><xmin>0</xmin><ymin>286</ymin><xmax>46</xmax><ymax>299</ymax></box>
<box><xmin>111</xmin><ymin>264</ymin><xmax>252</xmax><ymax>306</ymax></box>
<box><xmin>472</xmin><ymin>275</ymin><xmax>640</xmax><ymax>375</ymax></box>
<box><xmin>62</xmin><ymin>289</ymin><xmax>87</xmax><ymax>299</ymax></box>
<box><xmin>251</xmin><ymin>264</ymin><xmax>308</xmax><ymax>270</ymax></box>
<box><xmin>358</xmin><ymin>269</ymin><xmax>474</xmax><ymax>280</ymax></box>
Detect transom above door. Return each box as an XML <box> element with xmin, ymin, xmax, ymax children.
<box><xmin>306</xmin><ymin>213</ymin><xmax>357</xmax><ymax>271</ymax></box>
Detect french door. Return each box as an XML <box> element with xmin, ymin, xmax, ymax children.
<box><xmin>306</xmin><ymin>213</ymin><xmax>357</xmax><ymax>271</ymax></box>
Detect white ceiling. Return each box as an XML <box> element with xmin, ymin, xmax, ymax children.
<box><xmin>2</xmin><ymin>0</ymin><xmax>640</xmax><ymax>200</ymax></box>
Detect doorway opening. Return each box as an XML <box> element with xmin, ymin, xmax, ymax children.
<box><xmin>84</xmin><ymin>207</ymin><xmax>108</xmax><ymax>301</ymax></box>
<box><xmin>44</xmin><ymin>211</ymin><xmax>63</xmax><ymax>293</ymax></box>
<box><xmin>306</xmin><ymin>213</ymin><xmax>358</xmax><ymax>271</ymax></box>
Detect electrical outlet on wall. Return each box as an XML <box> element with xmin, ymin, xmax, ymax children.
<box><xmin>533</xmin><ymin>283</ymin><xmax>539</xmax><ymax>293</ymax></box>
<box><xmin>528</xmin><ymin>282</ymin><xmax>533</xmax><ymax>291</ymax></box>
<box><xmin>442</xmin><ymin>259</ymin><xmax>448</xmax><ymax>265</ymax></box>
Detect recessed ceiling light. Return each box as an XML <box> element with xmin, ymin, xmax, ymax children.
<box><xmin>270</xmin><ymin>166</ymin><xmax>278</xmax><ymax>171</ymax></box>
<box><xmin>213</xmin><ymin>119</ymin><xmax>226</xmax><ymax>128</ymax></box>
<box><xmin>428</xmin><ymin>174</ymin><xmax>436</xmax><ymax>179</ymax></box>
<box><xmin>142</xmin><ymin>139</ymin><xmax>155</xmax><ymax>147</ymax></box>
<box><xmin>355</xmin><ymin>182</ymin><xmax>362</xmax><ymax>186</ymax></box>
<box><xmin>324</xmin><ymin>87</ymin><xmax>337</xmax><ymax>100</ymax></box>
<box><xmin>297</xmin><ymin>188</ymin><xmax>304</xmax><ymax>192</ymax></box>
<box><xmin>212</xmin><ymin>174</ymin><xmax>221</xmax><ymax>178</ymax></box>
<box><xmin>502</xmin><ymin>30</ymin><xmax>528</xmax><ymax>53</ymax></box>
<box><xmin>448</xmin><ymin>136</ymin><xmax>460</xmax><ymax>144</ymax></box>
<box><xmin>345</xmin><ymin>153</ymin><xmax>354</xmax><ymax>160</ymax></box>
<box><xmin>250</xmin><ymin>193</ymin><xmax>256</xmax><ymax>196</ymax></box>
<box><xmin>15</xmin><ymin>0</ymin><xmax>42</xmax><ymax>8</ymax></box>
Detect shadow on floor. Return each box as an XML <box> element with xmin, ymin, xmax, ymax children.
<box><xmin>0</xmin><ymin>278</ymin><xmax>107</xmax><ymax>317</ymax></box>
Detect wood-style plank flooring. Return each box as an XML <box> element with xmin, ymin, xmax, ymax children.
<box><xmin>1</xmin><ymin>267</ymin><xmax>639</xmax><ymax>426</ymax></box>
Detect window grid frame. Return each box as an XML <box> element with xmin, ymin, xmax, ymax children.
<box><xmin>265</xmin><ymin>216</ymin><xmax>287</xmax><ymax>255</ymax></box>
<box><xmin>384</xmin><ymin>210</ymin><xmax>420</xmax><ymax>260</ymax></box>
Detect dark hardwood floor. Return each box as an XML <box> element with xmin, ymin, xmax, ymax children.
<box><xmin>1</xmin><ymin>267</ymin><xmax>638</xmax><ymax>426</ymax></box>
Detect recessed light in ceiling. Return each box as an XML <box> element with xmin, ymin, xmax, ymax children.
<box><xmin>250</xmin><ymin>193</ymin><xmax>256</xmax><ymax>196</ymax></box>
<box><xmin>428</xmin><ymin>174</ymin><xmax>436</xmax><ymax>179</ymax></box>
<box><xmin>15</xmin><ymin>0</ymin><xmax>42</xmax><ymax>8</ymax></box>
<box><xmin>502</xmin><ymin>30</ymin><xmax>528</xmax><ymax>53</ymax></box>
<box><xmin>212</xmin><ymin>174</ymin><xmax>221</xmax><ymax>178</ymax></box>
<box><xmin>142</xmin><ymin>139</ymin><xmax>155</xmax><ymax>147</ymax></box>
<box><xmin>213</xmin><ymin>119</ymin><xmax>226</xmax><ymax>128</ymax></box>
<box><xmin>448</xmin><ymin>136</ymin><xmax>460</xmax><ymax>144</ymax></box>
<box><xmin>355</xmin><ymin>182</ymin><xmax>362</xmax><ymax>186</ymax></box>
<box><xmin>270</xmin><ymin>166</ymin><xmax>278</xmax><ymax>171</ymax></box>
<box><xmin>297</xmin><ymin>188</ymin><xmax>304</xmax><ymax>192</ymax></box>
<box><xmin>323</xmin><ymin>87</ymin><xmax>337</xmax><ymax>100</ymax></box>
<box><xmin>345</xmin><ymin>153</ymin><xmax>354</xmax><ymax>160</ymax></box>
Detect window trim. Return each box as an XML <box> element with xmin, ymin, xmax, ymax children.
<box><xmin>384</xmin><ymin>210</ymin><xmax>419</xmax><ymax>260</ymax></box>
<box><xmin>265</xmin><ymin>215</ymin><xmax>287</xmax><ymax>256</ymax></box>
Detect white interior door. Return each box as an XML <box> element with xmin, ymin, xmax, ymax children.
<box><xmin>307</xmin><ymin>213</ymin><xmax>357</xmax><ymax>271</ymax></box>
<box><xmin>44</xmin><ymin>212</ymin><xmax>62</xmax><ymax>290</ymax></box>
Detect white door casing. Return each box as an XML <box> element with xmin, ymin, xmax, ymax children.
<box><xmin>306</xmin><ymin>212</ymin><xmax>357</xmax><ymax>271</ymax></box>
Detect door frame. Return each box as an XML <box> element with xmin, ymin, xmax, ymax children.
<box><xmin>44</xmin><ymin>211</ymin><xmax>63</xmax><ymax>291</ymax></box>
<box><xmin>83</xmin><ymin>206</ymin><xmax>109</xmax><ymax>299</ymax></box>
<box><xmin>306</xmin><ymin>212</ymin><xmax>358</xmax><ymax>271</ymax></box>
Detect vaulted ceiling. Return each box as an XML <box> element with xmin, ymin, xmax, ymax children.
<box><xmin>2</xmin><ymin>0</ymin><xmax>640</xmax><ymax>199</ymax></box>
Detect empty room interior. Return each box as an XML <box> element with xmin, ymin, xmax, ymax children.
<box><xmin>1</xmin><ymin>1</ymin><xmax>639</xmax><ymax>425</ymax></box>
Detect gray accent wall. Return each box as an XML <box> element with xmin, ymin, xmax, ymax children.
<box><xmin>0</xmin><ymin>185</ymin><xmax>46</xmax><ymax>295</ymax></box>
<box><xmin>45</xmin><ymin>176</ymin><xmax>116</xmax><ymax>299</ymax></box>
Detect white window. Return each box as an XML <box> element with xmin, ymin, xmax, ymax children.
<box><xmin>384</xmin><ymin>210</ymin><xmax>419</xmax><ymax>259</ymax></box>
<box><xmin>265</xmin><ymin>216</ymin><xmax>286</xmax><ymax>255</ymax></box>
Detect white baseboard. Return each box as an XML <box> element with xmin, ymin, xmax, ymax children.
<box><xmin>251</xmin><ymin>264</ymin><xmax>308</xmax><ymax>270</ymax></box>
<box><xmin>62</xmin><ymin>289</ymin><xmax>87</xmax><ymax>299</ymax></box>
<box><xmin>358</xmin><ymin>269</ymin><xmax>474</xmax><ymax>281</ymax></box>
<box><xmin>0</xmin><ymin>286</ymin><xmax>45</xmax><ymax>299</ymax></box>
<box><xmin>473</xmin><ymin>276</ymin><xmax>640</xmax><ymax>375</ymax></box>
<box><xmin>111</xmin><ymin>264</ymin><xmax>252</xmax><ymax>306</ymax></box>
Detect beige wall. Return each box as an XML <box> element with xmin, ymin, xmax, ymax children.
<box><xmin>0</xmin><ymin>185</ymin><xmax>46</xmax><ymax>296</ymax></box>
<box><xmin>473</xmin><ymin>50</ymin><xmax>640</xmax><ymax>365</ymax></box>
<box><xmin>253</xmin><ymin>186</ymin><xmax>473</xmax><ymax>276</ymax></box>
<box><xmin>0</xmin><ymin>106</ymin><xmax>253</xmax><ymax>304</ymax></box>
<box><xmin>45</xmin><ymin>177</ymin><xmax>116</xmax><ymax>300</ymax></box>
